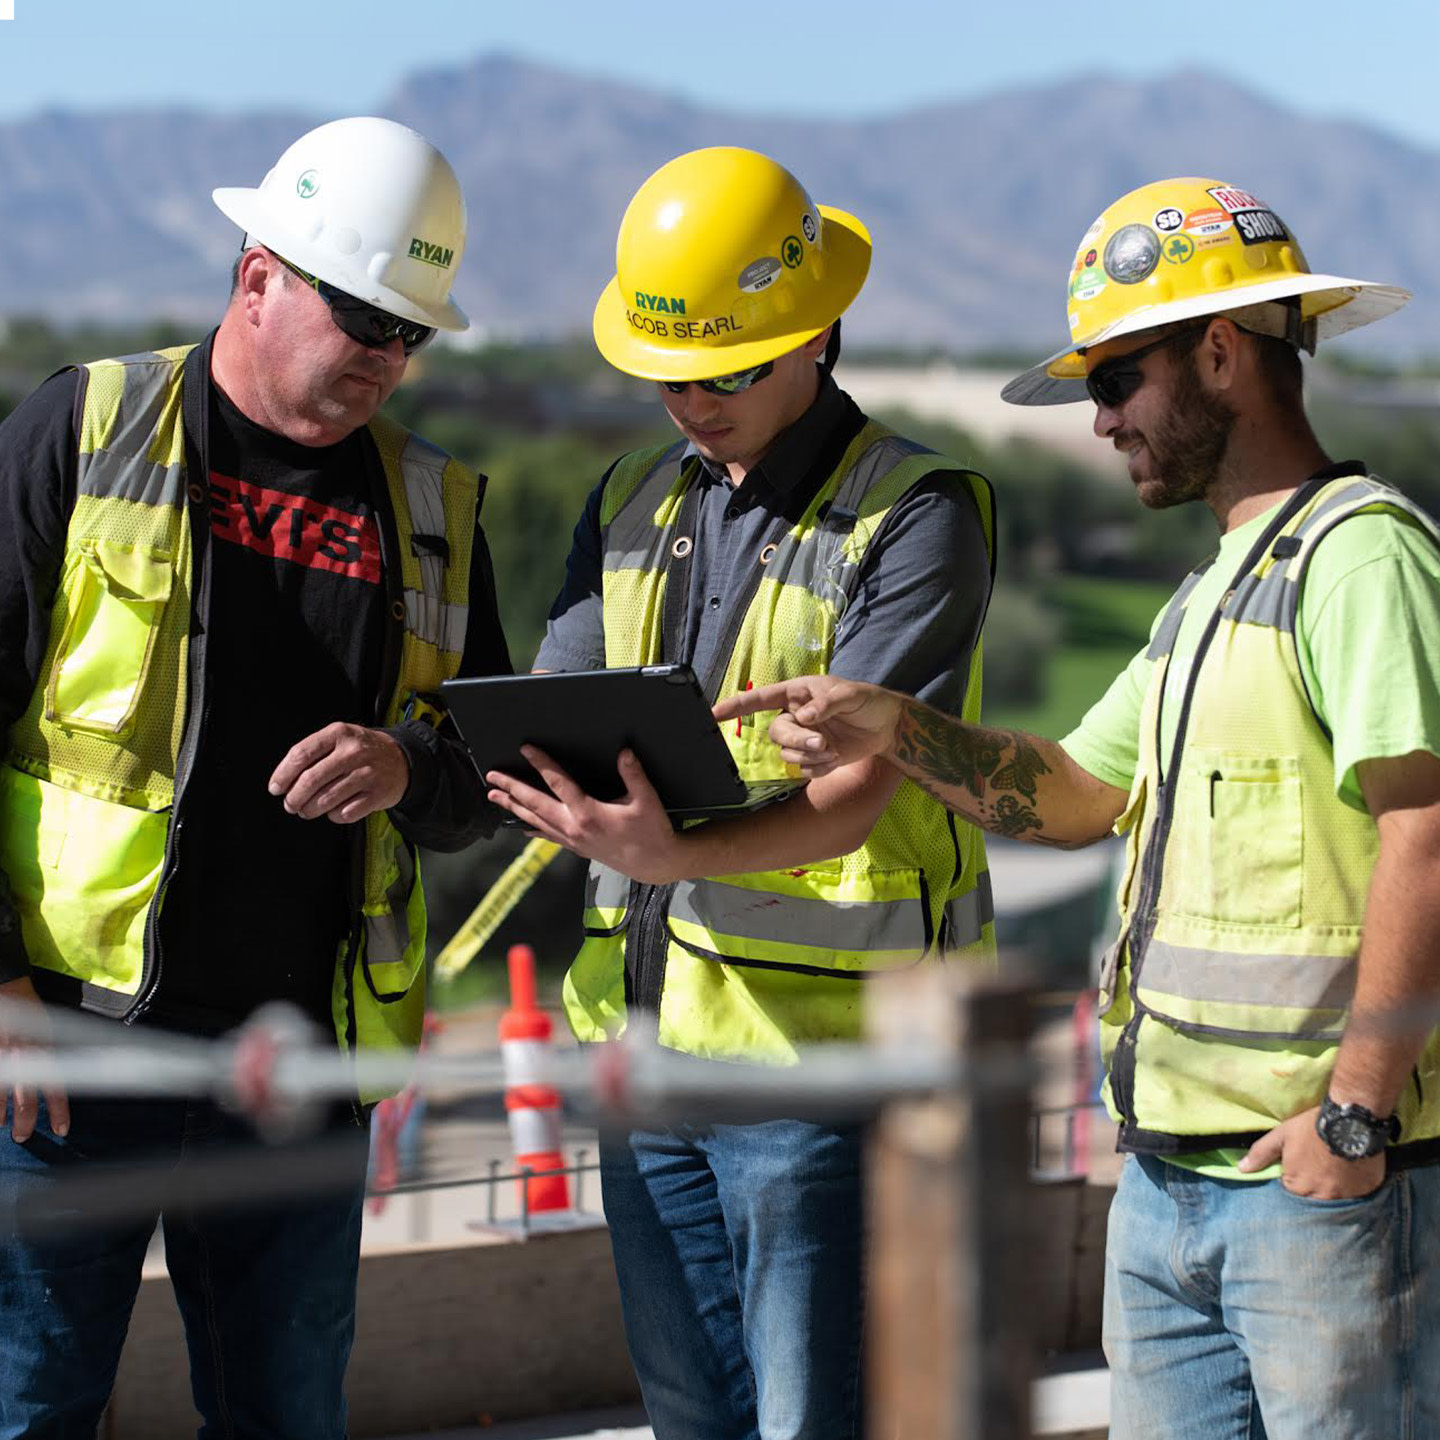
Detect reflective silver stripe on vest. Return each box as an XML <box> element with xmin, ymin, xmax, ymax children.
<box><xmin>944</xmin><ymin>870</ymin><xmax>994</xmax><ymax>948</ymax></box>
<box><xmin>403</xmin><ymin>591</ymin><xmax>467</xmax><ymax>654</ymax></box>
<box><xmin>78</xmin><ymin>451</ymin><xmax>185</xmax><ymax>509</ymax></box>
<box><xmin>601</xmin><ymin>445</ymin><xmax>689</xmax><ymax>574</ymax></box>
<box><xmin>1145</xmin><ymin>566</ymin><xmax>1211</xmax><ymax>660</ymax></box>
<box><xmin>1140</xmin><ymin>936</ymin><xmax>1354</xmax><ymax>1031</ymax></box>
<box><xmin>585</xmin><ymin>863</ymin><xmax>631</xmax><ymax>913</ymax></box>
<box><xmin>77</xmin><ymin>356</ymin><xmax>185</xmax><ymax>507</ymax></box>
<box><xmin>668</xmin><ymin>877</ymin><xmax>928</xmax><ymax>955</ymax></box>
<box><xmin>1224</xmin><ymin>479</ymin><xmax>1440</xmax><ymax>634</ymax></box>
<box><xmin>364</xmin><ymin>842</ymin><xmax>417</xmax><ymax>976</ymax></box>
<box><xmin>1224</xmin><ymin>565</ymin><xmax>1298</xmax><ymax>632</ymax></box>
<box><xmin>1298</xmin><ymin>479</ymin><xmax>1392</xmax><ymax>538</ymax></box>
<box><xmin>398</xmin><ymin>433</ymin><xmax>468</xmax><ymax>655</ymax></box>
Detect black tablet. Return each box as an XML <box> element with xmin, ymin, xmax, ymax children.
<box><xmin>440</xmin><ymin>665</ymin><xmax>806</xmax><ymax>820</ymax></box>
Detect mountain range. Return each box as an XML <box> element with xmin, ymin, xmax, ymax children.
<box><xmin>1</xmin><ymin>55</ymin><xmax>1436</xmax><ymax>356</ymax></box>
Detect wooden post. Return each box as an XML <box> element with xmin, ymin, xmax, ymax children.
<box><xmin>867</xmin><ymin>968</ymin><xmax>1035</xmax><ymax>1439</ymax></box>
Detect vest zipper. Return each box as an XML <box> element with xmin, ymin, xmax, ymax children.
<box><xmin>125</xmin><ymin>349</ymin><xmax>216</xmax><ymax>1025</ymax></box>
<box><xmin>1115</xmin><ymin>479</ymin><xmax>1325</xmax><ymax>1141</ymax></box>
<box><xmin>626</xmin><ymin>882</ymin><xmax>677</xmax><ymax>1035</ymax></box>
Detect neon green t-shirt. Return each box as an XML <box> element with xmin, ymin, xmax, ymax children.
<box><xmin>1062</xmin><ymin>491</ymin><xmax>1440</xmax><ymax>1179</ymax></box>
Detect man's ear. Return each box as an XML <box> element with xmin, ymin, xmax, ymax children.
<box><xmin>802</xmin><ymin>324</ymin><xmax>833</xmax><ymax>364</ymax></box>
<box><xmin>1196</xmin><ymin>316</ymin><xmax>1243</xmax><ymax>391</ymax></box>
<box><xmin>236</xmin><ymin>248</ymin><xmax>276</xmax><ymax>325</ymax></box>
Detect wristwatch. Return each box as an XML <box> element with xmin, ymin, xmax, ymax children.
<box><xmin>1315</xmin><ymin>1095</ymin><xmax>1401</xmax><ymax>1160</ymax></box>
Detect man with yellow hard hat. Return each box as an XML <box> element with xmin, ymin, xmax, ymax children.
<box><xmin>485</xmin><ymin>147</ymin><xmax>997</xmax><ymax>1438</ymax></box>
<box><xmin>715</xmin><ymin>177</ymin><xmax>1440</xmax><ymax>1438</ymax></box>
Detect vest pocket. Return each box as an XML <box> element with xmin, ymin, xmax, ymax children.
<box><xmin>1170</xmin><ymin>752</ymin><xmax>1303</xmax><ymax>927</ymax></box>
<box><xmin>0</xmin><ymin>764</ymin><xmax>165</xmax><ymax>995</ymax></box>
<box><xmin>46</xmin><ymin>542</ymin><xmax>174</xmax><ymax>738</ymax></box>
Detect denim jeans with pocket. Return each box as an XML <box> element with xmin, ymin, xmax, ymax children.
<box><xmin>0</xmin><ymin>1095</ymin><xmax>368</xmax><ymax>1440</ymax></box>
<box><xmin>1105</xmin><ymin>1151</ymin><xmax>1440</xmax><ymax>1440</ymax></box>
<box><xmin>600</xmin><ymin>1118</ymin><xmax>865</xmax><ymax>1440</ymax></box>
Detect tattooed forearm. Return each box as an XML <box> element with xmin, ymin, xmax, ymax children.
<box><xmin>892</xmin><ymin>702</ymin><xmax>1065</xmax><ymax>842</ymax></box>
<box><xmin>893</xmin><ymin>703</ymin><xmax>1006</xmax><ymax>801</ymax></box>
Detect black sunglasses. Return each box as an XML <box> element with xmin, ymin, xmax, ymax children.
<box><xmin>661</xmin><ymin>360</ymin><xmax>775</xmax><ymax>398</ymax></box>
<box><xmin>274</xmin><ymin>253</ymin><xmax>436</xmax><ymax>357</ymax></box>
<box><xmin>1085</xmin><ymin>325</ymin><xmax>1206</xmax><ymax>409</ymax></box>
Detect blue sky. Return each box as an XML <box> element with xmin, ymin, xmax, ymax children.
<box><xmin>2</xmin><ymin>0</ymin><xmax>1438</xmax><ymax>151</ymax></box>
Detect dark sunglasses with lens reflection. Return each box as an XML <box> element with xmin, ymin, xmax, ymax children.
<box><xmin>1084</xmin><ymin>325</ymin><xmax>1206</xmax><ymax>409</ymax></box>
<box><xmin>661</xmin><ymin>360</ymin><xmax>775</xmax><ymax>398</ymax></box>
<box><xmin>273</xmin><ymin>253</ymin><xmax>437</xmax><ymax>356</ymax></box>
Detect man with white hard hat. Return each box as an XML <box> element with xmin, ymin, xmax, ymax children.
<box><xmin>0</xmin><ymin>117</ymin><xmax>509</xmax><ymax>1436</ymax></box>
<box><xmin>717</xmin><ymin>176</ymin><xmax>1440</xmax><ymax>1437</ymax></box>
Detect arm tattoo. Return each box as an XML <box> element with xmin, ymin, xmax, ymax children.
<box><xmin>893</xmin><ymin>702</ymin><xmax>1056</xmax><ymax>841</ymax></box>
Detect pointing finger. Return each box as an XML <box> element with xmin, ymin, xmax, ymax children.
<box><xmin>713</xmin><ymin>681</ymin><xmax>800</xmax><ymax>723</ymax></box>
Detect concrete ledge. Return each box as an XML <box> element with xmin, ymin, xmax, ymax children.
<box><xmin>106</xmin><ymin>1177</ymin><xmax>1115</xmax><ymax>1438</ymax></box>
<box><xmin>107</xmin><ymin>1225</ymin><xmax>640</xmax><ymax>1439</ymax></box>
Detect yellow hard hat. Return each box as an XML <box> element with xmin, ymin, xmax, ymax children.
<box><xmin>593</xmin><ymin>147</ymin><xmax>871</xmax><ymax>381</ymax></box>
<box><xmin>1003</xmin><ymin>177</ymin><xmax>1410</xmax><ymax>405</ymax></box>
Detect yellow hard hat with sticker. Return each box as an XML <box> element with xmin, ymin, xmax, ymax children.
<box><xmin>1003</xmin><ymin>177</ymin><xmax>1410</xmax><ymax>406</ymax></box>
<box><xmin>593</xmin><ymin>147</ymin><xmax>871</xmax><ymax>381</ymax></box>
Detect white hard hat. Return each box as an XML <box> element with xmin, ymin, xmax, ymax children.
<box><xmin>213</xmin><ymin>117</ymin><xmax>469</xmax><ymax>332</ymax></box>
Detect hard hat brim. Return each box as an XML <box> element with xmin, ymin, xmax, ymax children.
<box><xmin>213</xmin><ymin>187</ymin><xmax>470</xmax><ymax>332</ymax></box>
<box><xmin>592</xmin><ymin>204</ymin><xmax>872</xmax><ymax>381</ymax></box>
<box><xmin>1001</xmin><ymin>274</ymin><xmax>1411</xmax><ymax>407</ymax></box>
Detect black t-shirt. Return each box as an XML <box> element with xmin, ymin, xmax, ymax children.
<box><xmin>0</xmin><ymin>359</ymin><xmax>511</xmax><ymax>1032</ymax></box>
<box><xmin>148</xmin><ymin>384</ymin><xmax>389</xmax><ymax>1034</ymax></box>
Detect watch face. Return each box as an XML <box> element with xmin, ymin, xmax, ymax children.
<box><xmin>1328</xmin><ymin>1115</ymin><xmax>1376</xmax><ymax>1160</ymax></box>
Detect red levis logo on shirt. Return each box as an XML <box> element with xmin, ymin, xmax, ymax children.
<box><xmin>207</xmin><ymin>472</ymin><xmax>381</xmax><ymax>584</ymax></box>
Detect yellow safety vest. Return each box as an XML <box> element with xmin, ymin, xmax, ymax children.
<box><xmin>563</xmin><ymin>419</ymin><xmax>996</xmax><ymax>1062</ymax></box>
<box><xmin>1101</xmin><ymin>473</ymin><xmax>1440</xmax><ymax>1151</ymax></box>
<box><xmin>0</xmin><ymin>346</ymin><xmax>478</xmax><ymax>1100</ymax></box>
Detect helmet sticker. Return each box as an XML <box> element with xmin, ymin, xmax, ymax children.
<box><xmin>781</xmin><ymin>236</ymin><xmax>804</xmax><ymax>269</ymax></box>
<box><xmin>1206</xmin><ymin>187</ymin><xmax>1289</xmax><ymax>246</ymax></box>
<box><xmin>1070</xmin><ymin>265</ymin><xmax>1106</xmax><ymax>302</ymax></box>
<box><xmin>1103</xmin><ymin>224</ymin><xmax>1161</xmax><ymax>285</ymax></box>
<box><xmin>1161</xmin><ymin>234</ymin><xmax>1196</xmax><ymax>265</ymax></box>
<box><xmin>1183</xmin><ymin>207</ymin><xmax>1232</xmax><ymax>237</ymax></box>
<box><xmin>296</xmin><ymin>170</ymin><xmax>320</xmax><ymax>199</ymax></box>
<box><xmin>801</xmin><ymin>212</ymin><xmax>818</xmax><ymax>244</ymax></box>
<box><xmin>1207</xmin><ymin>186</ymin><xmax>1267</xmax><ymax>213</ymax></box>
<box><xmin>739</xmin><ymin>258</ymin><xmax>782</xmax><ymax>293</ymax></box>
<box><xmin>1153</xmin><ymin>207</ymin><xmax>1184</xmax><ymax>233</ymax></box>
<box><xmin>1232</xmin><ymin>209</ymin><xmax>1288</xmax><ymax>245</ymax></box>
<box><xmin>1082</xmin><ymin>215</ymin><xmax>1106</xmax><ymax>243</ymax></box>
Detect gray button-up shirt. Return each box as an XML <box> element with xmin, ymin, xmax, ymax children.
<box><xmin>536</xmin><ymin>377</ymin><xmax>991</xmax><ymax>717</ymax></box>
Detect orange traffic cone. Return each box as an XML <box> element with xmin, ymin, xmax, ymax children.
<box><xmin>499</xmin><ymin>944</ymin><xmax>570</xmax><ymax>1213</ymax></box>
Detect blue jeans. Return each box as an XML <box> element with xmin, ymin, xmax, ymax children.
<box><xmin>600</xmin><ymin>1119</ymin><xmax>865</xmax><ymax>1440</ymax></box>
<box><xmin>1105</xmin><ymin>1153</ymin><xmax>1440</xmax><ymax>1439</ymax></box>
<box><xmin>0</xmin><ymin>1095</ymin><xmax>368</xmax><ymax>1440</ymax></box>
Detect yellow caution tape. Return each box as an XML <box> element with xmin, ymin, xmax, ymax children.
<box><xmin>433</xmin><ymin>838</ymin><xmax>563</xmax><ymax>981</ymax></box>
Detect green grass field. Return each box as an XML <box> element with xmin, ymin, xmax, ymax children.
<box><xmin>986</xmin><ymin>574</ymin><xmax>1174</xmax><ymax>738</ymax></box>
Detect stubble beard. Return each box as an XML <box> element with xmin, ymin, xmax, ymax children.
<box><xmin>1131</xmin><ymin>353</ymin><xmax>1237</xmax><ymax>511</ymax></box>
